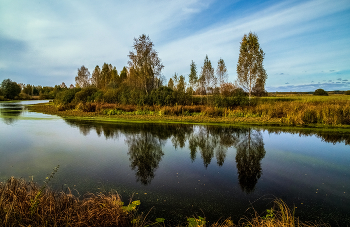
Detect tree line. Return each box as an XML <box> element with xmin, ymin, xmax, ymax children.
<box><xmin>1</xmin><ymin>32</ymin><xmax>268</xmax><ymax>105</ymax></box>
<box><xmin>54</xmin><ymin>32</ymin><xmax>268</xmax><ymax>108</ymax></box>
<box><xmin>0</xmin><ymin>78</ymin><xmax>68</xmax><ymax>101</ymax></box>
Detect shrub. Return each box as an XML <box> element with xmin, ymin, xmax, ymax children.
<box><xmin>1</xmin><ymin>79</ymin><xmax>21</xmax><ymax>99</ymax></box>
<box><xmin>55</xmin><ymin>88</ymin><xmax>81</xmax><ymax>104</ymax></box>
<box><xmin>103</xmin><ymin>89</ymin><xmax>119</xmax><ymax>103</ymax></box>
<box><xmin>74</xmin><ymin>87</ymin><xmax>98</xmax><ymax>103</ymax></box>
<box><xmin>149</xmin><ymin>87</ymin><xmax>175</xmax><ymax>106</ymax></box>
<box><xmin>19</xmin><ymin>93</ymin><xmax>31</xmax><ymax>100</ymax></box>
<box><xmin>75</xmin><ymin>102</ymin><xmax>97</xmax><ymax>112</ymax></box>
<box><xmin>232</xmin><ymin>87</ymin><xmax>248</xmax><ymax>97</ymax></box>
<box><xmin>313</xmin><ymin>88</ymin><xmax>328</xmax><ymax>96</ymax></box>
<box><xmin>345</xmin><ymin>90</ymin><xmax>350</xmax><ymax>95</ymax></box>
<box><xmin>220</xmin><ymin>82</ymin><xmax>236</xmax><ymax>97</ymax></box>
<box><xmin>88</xmin><ymin>90</ymin><xmax>103</xmax><ymax>102</ymax></box>
<box><xmin>39</xmin><ymin>91</ymin><xmax>55</xmax><ymax>99</ymax></box>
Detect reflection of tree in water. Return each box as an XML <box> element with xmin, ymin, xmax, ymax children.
<box><xmin>197</xmin><ymin>128</ymin><xmax>215</xmax><ymax>168</ymax></box>
<box><xmin>188</xmin><ymin>126</ymin><xmax>243</xmax><ymax>167</ymax></box>
<box><xmin>0</xmin><ymin>104</ymin><xmax>23</xmax><ymax>125</ymax></box>
<box><xmin>170</xmin><ymin>124</ymin><xmax>193</xmax><ymax>149</ymax></box>
<box><xmin>125</xmin><ymin>132</ymin><xmax>164</xmax><ymax>185</ymax></box>
<box><xmin>235</xmin><ymin>129</ymin><xmax>266</xmax><ymax>194</ymax></box>
<box><xmin>266</xmin><ymin>128</ymin><xmax>350</xmax><ymax>145</ymax></box>
<box><xmin>63</xmin><ymin>119</ymin><xmax>348</xmax><ymax>188</ymax></box>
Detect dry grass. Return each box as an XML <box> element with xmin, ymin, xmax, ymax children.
<box><xmin>210</xmin><ymin>199</ymin><xmax>330</xmax><ymax>227</ymax></box>
<box><xmin>228</xmin><ymin>100</ymin><xmax>350</xmax><ymax>125</ymax></box>
<box><xmin>0</xmin><ymin>178</ymin><xmax>331</xmax><ymax>227</ymax></box>
<box><xmin>0</xmin><ymin>177</ymin><xmax>135</xmax><ymax>227</ymax></box>
<box><xmin>29</xmin><ymin>98</ymin><xmax>350</xmax><ymax>127</ymax></box>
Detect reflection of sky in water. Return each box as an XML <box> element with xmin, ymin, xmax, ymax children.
<box><xmin>0</xmin><ymin>101</ymin><xmax>349</xmax><ymax>225</ymax></box>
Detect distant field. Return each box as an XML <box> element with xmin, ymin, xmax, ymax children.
<box><xmin>259</xmin><ymin>94</ymin><xmax>350</xmax><ymax>103</ymax></box>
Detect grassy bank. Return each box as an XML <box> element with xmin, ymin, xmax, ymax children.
<box><xmin>0</xmin><ymin>177</ymin><xmax>329</xmax><ymax>227</ymax></box>
<box><xmin>29</xmin><ymin>96</ymin><xmax>350</xmax><ymax>128</ymax></box>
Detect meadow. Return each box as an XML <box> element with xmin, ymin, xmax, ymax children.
<box><xmin>30</xmin><ymin>94</ymin><xmax>350</xmax><ymax>128</ymax></box>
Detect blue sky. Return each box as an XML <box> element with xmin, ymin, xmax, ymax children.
<box><xmin>1</xmin><ymin>0</ymin><xmax>349</xmax><ymax>92</ymax></box>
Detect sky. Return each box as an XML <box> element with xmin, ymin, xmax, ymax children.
<box><xmin>0</xmin><ymin>0</ymin><xmax>349</xmax><ymax>92</ymax></box>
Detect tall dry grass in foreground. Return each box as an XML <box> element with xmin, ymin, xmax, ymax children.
<box><xmin>211</xmin><ymin>199</ymin><xmax>329</xmax><ymax>227</ymax></box>
<box><xmin>0</xmin><ymin>177</ymin><xmax>135</xmax><ymax>226</ymax></box>
<box><xmin>0</xmin><ymin>177</ymin><xmax>330</xmax><ymax>227</ymax></box>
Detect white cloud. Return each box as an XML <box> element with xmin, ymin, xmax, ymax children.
<box><xmin>158</xmin><ymin>0</ymin><xmax>350</xmax><ymax>85</ymax></box>
<box><xmin>0</xmin><ymin>0</ymin><xmax>349</xmax><ymax>88</ymax></box>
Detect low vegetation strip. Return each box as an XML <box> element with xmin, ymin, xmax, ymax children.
<box><xmin>0</xmin><ymin>177</ymin><xmax>329</xmax><ymax>227</ymax></box>
<box><xmin>30</xmin><ymin>99</ymin><xmax>350</xmax><ymax>128</ymax></box>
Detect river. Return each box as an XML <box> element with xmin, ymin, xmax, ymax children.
<box><xmin>0</xmin><ymin>100</ymin><xmax>349</xmax><ymax>225</ymax></box>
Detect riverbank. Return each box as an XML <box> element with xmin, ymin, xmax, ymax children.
<box><xmin>0</xmin><ymin>177</ymin><xmax>328</xmax><ymax>227</ymax></box>
<box><xmin>29</xmin><ymin>102</ymin><xmax>350</xmax><ymax>129</ymax></box>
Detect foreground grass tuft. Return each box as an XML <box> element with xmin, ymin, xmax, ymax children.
<box><xmin>0</xmin><ymin>177</ymin><xmax>135</xmax><ymax>226</ymax></box>
<box><xmin>0</xmin><ymin>177</ymin><xmax>330</xmax><ymax>227</ymax></box>
<box><xmin>225</xmin><ymin>199</ymin><xmax>330</xmax><ymax>227</ymax></box>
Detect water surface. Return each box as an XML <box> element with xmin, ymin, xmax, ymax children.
<box><xmin>0</xmin><ymin>101</ymin><xmax>349</xmax><ymax>225</ymax></box>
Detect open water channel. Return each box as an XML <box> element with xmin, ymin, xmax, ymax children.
<box><xmin>0</xmin><ymin>100</ymin><xmax>349</xmax><ymax>225</ymax></box>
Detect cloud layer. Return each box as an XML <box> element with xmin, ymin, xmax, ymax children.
<box><xmin>0</xmin><ymin>0</ymin><xmax>349</xmax><ymax>91</ymax></box>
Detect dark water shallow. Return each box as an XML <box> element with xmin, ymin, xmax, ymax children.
<box><xmin>1</xmin><ymin>101</ymin><xmax>350</xmax><ymax>225</ymax></box>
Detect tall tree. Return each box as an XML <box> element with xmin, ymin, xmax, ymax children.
<box><xmin>119</xmin><ymin>66</ymin><xmax>128</xmax><ymax>83</ymax></box>
<box><xmin>177</xmin><ymin>75</ymin><xmax>186</xmax><ymax>93</ymax></box>
<box><xmin>236</xmin><ymin>32</ymin><xmax>267</xmax><ymax>100</ymax></box>
<box><xmin>188</xmin><ymin>60</ymin><xmax>198</xmax><ymax>90</ymax></box>
<box><xmin>200</xmin><ymin>55</ymin><xmax>215</xmax><ymax>103</ymax></box>
<box><xmin>128</xmin><ymin>34</ymin><xmax>164</xmax><ymax>94</ymax></box>
<box><xmin>188</xmin><ymin>60</ymin><xmax>198</xmax><ymax>103</ymax></box>
<box><xmin>216</xmin><ymin>58</ymin><xmax>228</xmax><ymax>87</ymax></box>
<box><xmin>168</xmin><ymin>78</ymin><xmax>174</xmax><ymax>90</ymax></box>
<box><xmin>100</xmin><ymin>63</ymin><xmax>111</xmax><ymax>89</ymax></box>
<box><xmin>75</xmin><ymin>65</ymin><xmax>91</xmax><ymax>88</ymax></box>
<box><xmin>91</xmin><ymin>65</ymin><xmax>101</xmax><ymax>88</ymax></box>
<box><xmin>109</xmin><ymin>66</ymin><xmax>119</xmax><ymax>88</ymax></box>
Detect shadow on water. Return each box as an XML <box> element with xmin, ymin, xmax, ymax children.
<box><xmin>0</xmin><ymin>103</ymin><xmax>24</xmax><ymax>125</ymax></box>
<box><xmin>63</xmin><ymin>119</ymin><xmax>348</xmax><ymax>194</ymax></box>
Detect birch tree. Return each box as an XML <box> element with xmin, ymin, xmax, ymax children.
<box><xmin>75</xmin><ymin>65</ymin><xmax>91</xmax><ymax>88</ymax></box>
<box><xmin>236</xmin><ymin>32</ymin><xmax>267</xmax><ymax>100</ymax></box>
<box><xmin>128</xmin><ymin>34</ymin><xmax>164</xmax><ymax>94</ymax></box>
